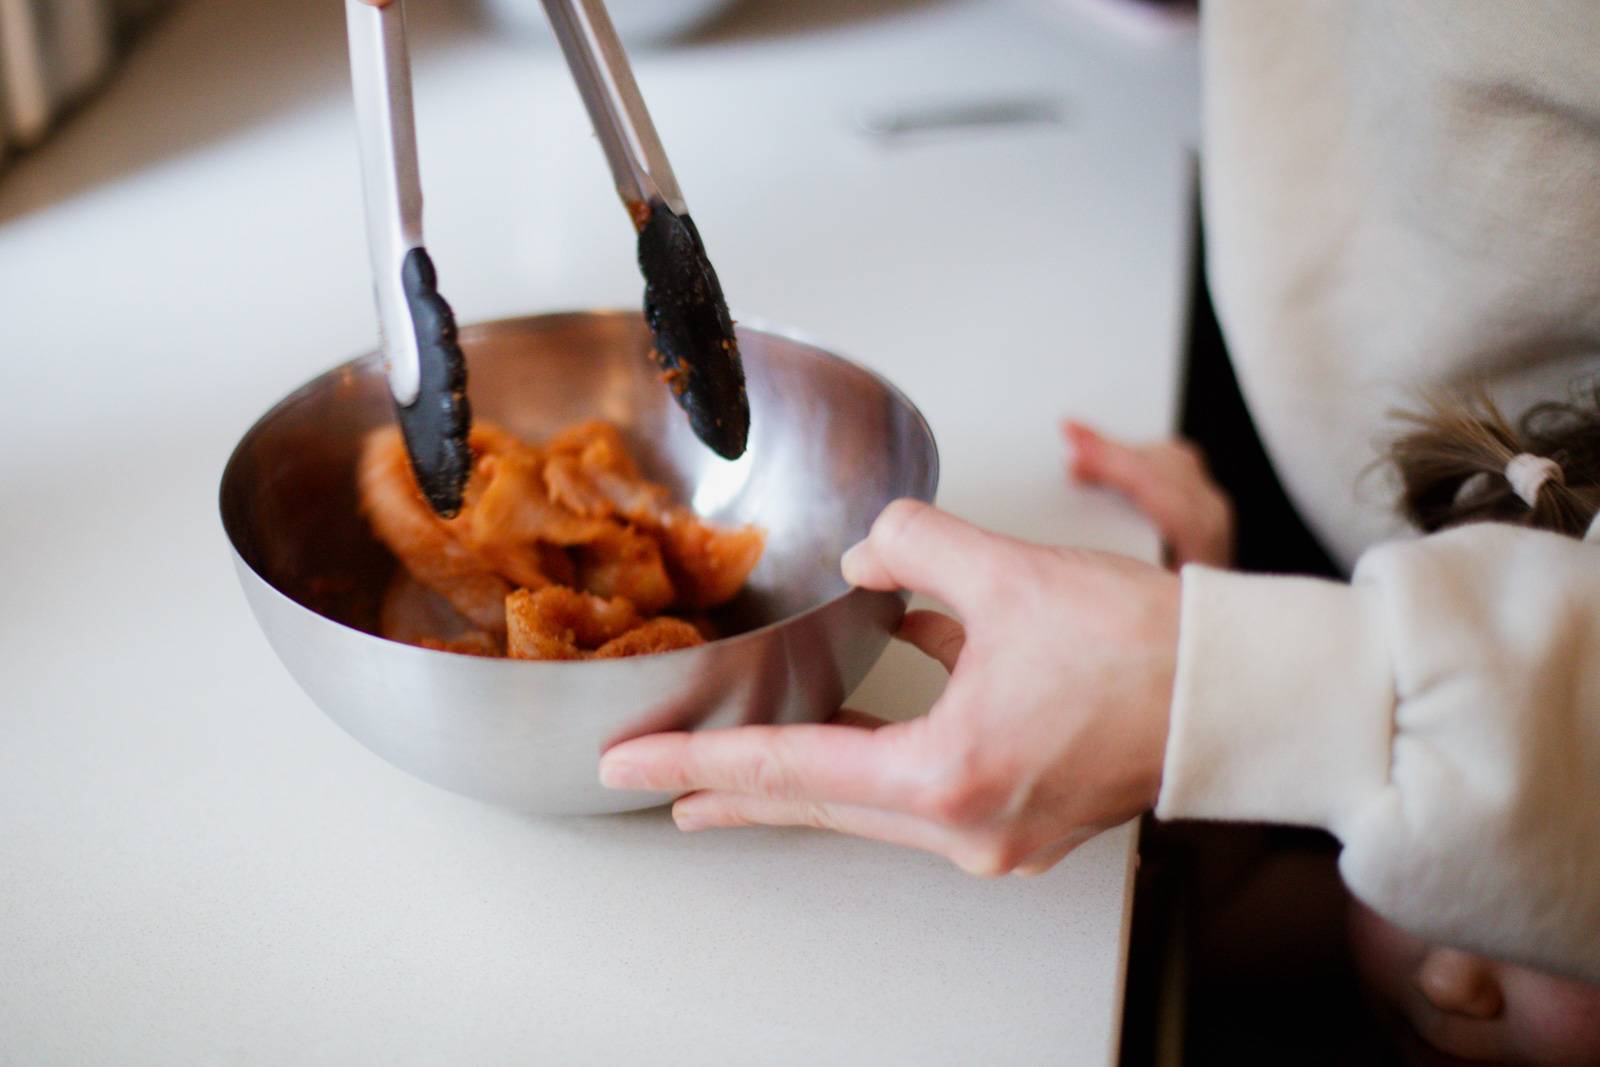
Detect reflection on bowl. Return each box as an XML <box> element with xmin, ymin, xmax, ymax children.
<box><xmin>220</xmin><ymin>311</ymin><xmax>938</xmax><ymax>814</ymax></box>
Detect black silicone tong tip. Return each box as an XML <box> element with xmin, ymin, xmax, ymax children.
<box><xmin>396</xmin><ymin>247</ymin><xmax>473</xmax><ymax>517</ymax></box>
<box><xmin>636</xmin><ymin>200</ymin><xmax>750</xmax><ymax>461</ymax></box>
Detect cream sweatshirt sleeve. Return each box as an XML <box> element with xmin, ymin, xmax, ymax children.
<box><xmin>1156</xmin><ymin>523</ymin><xmax>1600</xmax><ymax>982</ymax></box>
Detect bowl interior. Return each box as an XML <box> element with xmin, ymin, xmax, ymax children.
<box><xmin>221</xmin><ymin>312</ymin><xmax>938</xmax><ymax>641</ymax></box>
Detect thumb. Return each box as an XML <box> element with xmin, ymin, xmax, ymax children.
<box><xmin>841</xmin><ymin>500</ymin><xmax>996</xmax><ymax>615</ymax></box>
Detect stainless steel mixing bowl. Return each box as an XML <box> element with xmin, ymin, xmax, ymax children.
<box><xmin>220</xmin><ymin>311</ymin><xmax>938</xmax><ymax>814</ymax></box>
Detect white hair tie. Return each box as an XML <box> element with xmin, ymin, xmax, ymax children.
<box><xmin>1504</xmin><ymin>453</ymin><xmax>1563</xmax><ymax>508</ymax></box>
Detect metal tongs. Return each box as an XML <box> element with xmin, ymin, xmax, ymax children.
<box><xmin>344</xmin><ymin>0</ymin><xmax>749</xmax><ymax>518</ymax></box>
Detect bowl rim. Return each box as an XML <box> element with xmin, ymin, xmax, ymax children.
<box><xmin>220</xmin><ymin>308</ymin><xmax>941</xmax><ymax>667</ymax></box>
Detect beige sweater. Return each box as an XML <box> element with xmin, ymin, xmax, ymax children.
<box><xmin>1156</xmin><ymin>3</ymin><xmax>1600</xmax><ymax>981</ymax></box>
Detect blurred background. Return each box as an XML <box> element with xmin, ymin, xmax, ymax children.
<box><xmin>0</xmin><ymin>0</ymin><xmax>166</xmax><ymax>158</ymax></box>
<box><xmin>0</xmin><ymin>0</ymin><xmax>1193</xmax><ymax>189</ymax></box>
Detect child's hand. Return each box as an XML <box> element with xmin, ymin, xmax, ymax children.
<box><xmin>1062</xmin><ymin>421</ymin><xmax>1235</xmax><ymax>570</ymax></box>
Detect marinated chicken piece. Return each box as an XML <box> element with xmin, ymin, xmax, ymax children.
<box><xmin>659</xmin><ymin>508</ymin><xmax>766</xmax><ymax>610</ymax></box>
<box><xmin>505</xmin><ymin>624</ymin><xmax>583</xmax><ymax>662</ymax></box>
<box><xmin>541</xmin><ymin>435</ymin><xmax>761</xmax><ymax>610</ymax></box>
<box><xmin>542</xmin><ymin>421</ymin><xmax>671</xmax><ymax>523</ymax></box>
<box><xmin>474</xmin><ymin>538</ymin><xmax>578</xmax><ymax>593</ymax></box>
<box><xmin>506</xmin><ymin>586</ymin><xmax>643</xmax><ymax>661</ymax></box>
<box><xmin>593</xmin><ymin>617</ymin><xmax>705</xmax><ymax>659</ymax></box>
<box><xmin>419</xmin><ymin>633</ymin><xmax>503</xmax><ymax>657</ymax></box>
<box><xmin>454</xmin><ymin>423</ymin><xmax>530</xmax><ymax>515</ymax></box>
<box><xmin>542</xmin><ymin>452</ymin><xmax>672</xmax><ymax>524</ymax></box>
<box><xmin>574</xmin><ymin>525</ymin><xmax>676</xmax><ymax>616</ymax></box>
<box><xmin>507</xmin><ymin>588</ymin><xmax>703</xmax><ymax>661</ymax></box>
<box><xmin>465</xmin><ymin>421</ymin><xmax>533</xmax><ymax>464</ymax></box>
<box><xmin>360</xmin><ymin>427</ymin><xmax>513</xmax><ymax>634</ymax></box>
<box><xmin>471</xmin><ymin>449</ymin><xmax>616</xmax><ymax>548</ymax></box>
<box><xmin>544</xmin><ymin>420</ymin><xmax>640</xmax><ymax>475</ymax></box>
<box><xmin>540</xmin><ymin>452</ymin><xmax>609</xmax><ymax>517</ymax></box>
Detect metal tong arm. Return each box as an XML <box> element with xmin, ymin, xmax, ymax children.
<box><xmin>345</xmin><ymin>0</ymin><xmax>472</xmax><ymax>515</ymax></box>
<box><xmin>346</xmin><ymin>0</ymin><xmax>424</xmax><ymax>406</ymax></box>
<box><xmin>539</xmin><ymin>0</ymin><xmax>687</xmax><ymax>218</ymax></box>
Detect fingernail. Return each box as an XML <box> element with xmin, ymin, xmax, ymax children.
<box><xmin>598</xmin><ymin>756</ymin><xmax>643</xmax><ymax>790</ymax></box>
<box><xmin>840</xmin><ymin>540</ymin><xmax>868</xmax><ymax>585</ymax></box>
<box><xmin>673</xmin><ymin>810</ymin><xmax>709</xmax><ymax>832</ymax></box>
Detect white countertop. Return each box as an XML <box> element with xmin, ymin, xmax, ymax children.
<box><xmin>0</xmin><ymin>0</ymin><xmax>1196</xmax><ymax>1062</ymax></box>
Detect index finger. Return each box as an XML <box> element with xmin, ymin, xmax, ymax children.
<box><xmin>840</xmin><ymin>500</ymin><xmax>999</xmax><ymax>615</ymax></box>
<box><xmin>598</xmin><ymin>721</ymin><xmax>927</xmax><ymax>809</ymax></box>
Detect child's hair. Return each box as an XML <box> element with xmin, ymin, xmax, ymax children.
<box><xmin>1389</xmin><ymin>386</ymin><xmax>1600</xmax><ymax>537</ymax></box>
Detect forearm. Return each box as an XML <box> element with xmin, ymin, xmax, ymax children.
<box><xmin>1157</xmin><ymin>524</ymin><xmax>1600</xmax><ymax>981</ymax></box>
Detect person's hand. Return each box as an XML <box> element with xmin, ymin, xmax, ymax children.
<box><xmin>1062</xmin><ymin>420</ymin><xmax>1234</xmax><ymax>570</ymax></box>
<box><xmin>597</xmin><ymin>500</ymin><xmax>1180</xmax><ymax>876</ymax></box>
